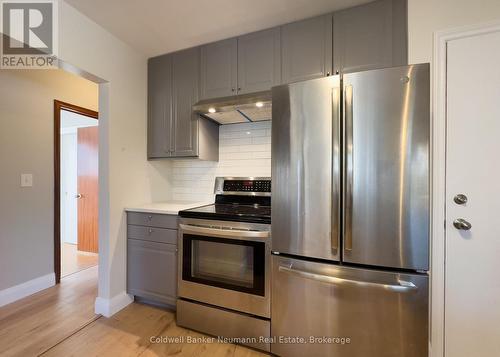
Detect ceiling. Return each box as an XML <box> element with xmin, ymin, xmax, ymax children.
<box><xmin>64</xmin><ymin>0</ymin><xmax>373</xmax><ymax>57</ymax></box>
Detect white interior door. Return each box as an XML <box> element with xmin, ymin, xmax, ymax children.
<box><xmin>445</xmin><ymin>29</ymin><xmax>500</xmax><ymax>357</ymax></box>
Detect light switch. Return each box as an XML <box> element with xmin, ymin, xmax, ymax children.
<box><xmin>20</xmin><ymin>174</ymin><xmax>33</xmax><ymax>187</ymax></box>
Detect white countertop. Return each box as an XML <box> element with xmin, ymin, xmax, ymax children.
<box><xmin>125</xmin><ymin>200</ymin><xmax>211</xmax><ymax>215</ymax></box>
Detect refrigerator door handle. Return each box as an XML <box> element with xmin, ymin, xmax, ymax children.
<box><xmin>344</xmin><ymin>84</ymin><xmax>354</xmax><ymax>251</ymax></box>
<box><xmin>278</xmin><ymin>264</ymin><xmax>418</xmax><ymax>292</ymax></box>
<box><xmin>331</xmin><ymin>86</ymin><xmax>341</xmax><ymax>251</ymax></box>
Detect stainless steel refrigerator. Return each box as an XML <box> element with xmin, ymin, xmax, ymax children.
<box><xmin>271</xmin><ymin>64</ymin><xmax>430</xmax><ymax>357</ymax></box>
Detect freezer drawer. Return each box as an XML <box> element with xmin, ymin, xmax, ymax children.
<box><xmin>271</xmin><ymin>255</ymin><xmax>428</xmax><ymax>357</ymax></box>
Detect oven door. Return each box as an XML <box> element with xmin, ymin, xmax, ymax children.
<box><xmin>178</xmin><ymin>219</ymin><xmax>271</xmax><ymax>318</ymax></box>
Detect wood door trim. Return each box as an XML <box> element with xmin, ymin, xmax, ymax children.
<box><xmin>54</xmin><ymin>100</ymin><xmax>98</xmax><ymax>284</ymax></box>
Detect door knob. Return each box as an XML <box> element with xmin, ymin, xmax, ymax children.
<box><xmin>453</xmin><ymin>218</ymin><xmax>472</xmax><ymax>231</ymax></box>
<box><xmin>454</xmin><ymin>194</ymin><xmax>468</xmax><ymax>205</ymax></box>
<box><xmin>75</xmin><ymin>194</ymin><xmax>83</xmax><ymax>199</ymax></box>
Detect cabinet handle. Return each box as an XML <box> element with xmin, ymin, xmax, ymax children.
<box><xmin>147</xmin><ymin>215</ymin><xmax>153</xmax><ymax>221</ymax></box>
<box><xmin>148</xmin><ymin>228</ymin><xmax>153</xmax><ymax>234</ymax></box>
<box><xmin>326</xmin><ymin>72</ymin><xmax>330</xmax><ymax>76</ymax></box>
<box><xmin>238</xmin><ymin>87</ymin><xmax>241</xmax><ymax>91</ymax></box>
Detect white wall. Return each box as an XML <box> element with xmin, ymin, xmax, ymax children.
<box><xmin>171</xmin><ymin>121</ymin><xmax>271</xmax><ymax>202</ymax></box>
<box><xmin>0</xmin><ymin>69</ymin><xmax>98</xmax><ymax>291</ymax></box>
<box><xmin>61</xmin><ymin>131</ymin><xmax>78</xmax><ymax>244</ymax></box>
<box><xmin>408</xmin><ymin>0</ymin><xmax>500</xmax><ymax>63</ymax></box>
<box><xmin>61</xmin><ymin>110</ymin><xmax>99</xmax><ymax>128</ymax></box>
<box><xmin>58</xmin><ymin>1</ymin><xmax>171</xmax><ymax>314</ymax></box>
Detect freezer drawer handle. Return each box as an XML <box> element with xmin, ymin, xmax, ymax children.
<box><xmin>179</xmin><ymin>224</ymin><xmax>270</xmax><ymax>239</ymax></box>
<box><xmin>278</xmin><ymin>264</ymin><xmax>417</xmax><ymax>292</ymax></box>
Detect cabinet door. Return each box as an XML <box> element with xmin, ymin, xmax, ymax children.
<box><xmin>281</xmin><ymin>14</ymin><xmax>332</xmax><ymax>84</ymax></box>
<box><xmin>147</xmin><ymin>55</ymin><xmax>172</xmax><ymax>158</ymax></box>
<box><xmin>237</xmin><ymin>28</ymin><xmax>281</xmax><ymax>94</ymax></box>
<box><xmin>200</xmin><ymin>38</ymin><xmax>237</xmax><ymax>99</ymax></box>
<box><xmin>172</xmin><ymin>47</ymin><xmax>200</xmax><ymax>157</ymax></box>
<box><xmin>333</xmin><ymin>0</ymin><xmax>407</xmax><ymax>74</ymax></box>
<box><xmin>127</xmin><ymin>239</ymin><xmax>177</xmax><ymax>305</ymax></box>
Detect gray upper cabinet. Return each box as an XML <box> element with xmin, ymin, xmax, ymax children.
<box><xmin>148</xmin><ymin>55</ymin><xmax>172</xmax><ymax>158</ymax></box>
<box><xmin>237</xmin><ymin>28</ymin><xmax>281</xmax><ymax>94</ymax></box>
<box><xmin>172</xmin><ymin>48</ymin><xmax>199</xmax><ymax>157</ymax></box>
<box><xmin>148</xmin><ymin>0</ymin><xmax>407</xmax><ymax>159</ymax></box>
<box><xmin>281</xmin><ymin>14</ymin><xmax>333</xmax><ymax>84</ymax></box>
<box><xmin>148</xmin><ymin>51</ymin><xmax>219</xmax><ymax>161</ymax></box>
<box><xmin>200</xmin><ymin>38</ymin><xmax>238</xmax><ymax>100</ymax></box>
<box><xmin>333</xmin><ymin>0</ymin><xmax>408</xmax><ymax>74</ymax></box>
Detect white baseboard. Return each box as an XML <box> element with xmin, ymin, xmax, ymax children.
<box><xmin>95</xmin><ymin>291</ymin><xmax>133</xmax><ymax>317</ymax></box>
<box><xmin>0</xmin><ymin>273</ymin><xmax>55</xmax><ymax>308</ymax></box>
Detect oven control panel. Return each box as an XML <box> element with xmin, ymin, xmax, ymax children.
<box><xmin>224</xmin><ymin>180</ymin><xmax>271</xmax><ymax>193</ymax></box>
<box><xmin>215</xmin><ymin>177</ymin><xmax>271</xmax><ymax>195</ymax></box>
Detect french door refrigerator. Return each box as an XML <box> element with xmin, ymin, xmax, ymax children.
<box><xmin>271</xmin><ymin>64</ymin><xmax>430</xmax><ymax>357</ymax></box>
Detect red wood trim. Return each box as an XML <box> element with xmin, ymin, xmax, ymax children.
<box><xmin>54</xmin><ymin>100</ymin><xmax>98</xmax><ymax>284</ymax></box>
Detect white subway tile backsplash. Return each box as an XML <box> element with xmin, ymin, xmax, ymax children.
<box><xmin>252</xmin><ymin>136</ymin><xmax>271</xmax><ymax>144</ymax></box>
<box><xmin>171</xmin><ymin>121</ymin><xmax>272</xmax><ymax>201</ymax></box>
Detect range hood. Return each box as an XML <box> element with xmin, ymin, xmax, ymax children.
<box><xmin>193</xmin><ymin>91</ymin><xmax>272</xmax><ymax>125</ymax></box>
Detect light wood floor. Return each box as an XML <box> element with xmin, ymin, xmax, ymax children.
<box><xmin>61</xmin><ymin>242</ymin><xmax>98</xmax><ymax>277</ymax></box>
<box><xmin>0</xmin><ymin>266</ymin><xmax>266</xmax><ymax>357</ymax></box>
<box><xmin>0</xmin><ymin>266</ymin><xmax>99</xmax><ymax>357</ymax></box>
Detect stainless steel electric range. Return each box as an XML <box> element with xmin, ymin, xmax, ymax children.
<box><xmin>176</xmin><ymin>177</ymin><xmax>271</xmax><ymax>352</ymax></box>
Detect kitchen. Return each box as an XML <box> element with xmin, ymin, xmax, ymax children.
<box><xmin>1</xmin><ymin>0</ymin><xmax>500</xmax><ymax>356</ymax></box>
<box><xmin>125</xmin><ymin>0</ymin><xmax>427</xmax><ymax>355</ymax></box>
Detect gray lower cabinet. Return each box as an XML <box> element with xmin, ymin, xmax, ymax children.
<box><xmin>148</xmin><ymin>49</ymin><xmax>219</xmax><ymax>160</ymax></box>
<box><xmin>127</xmin><ymin>239</ymin><xmax>177</xmax><ymax>305</ymax></box>
<box><xmin>281</xmin><ymin>14</ymin><xmax>333</xmax><ymax>83</ymax></box>
<box><xmin>127</xmin><ymin>212</ymin><xmax>179</xmax><ymax>306</ymax></box>
<box><xmin>200</xmin><ymin>38</ymin><xmax>238</xmax><ymax>100</ymax></box>
<box><xmin>237</xmin><ymin>28</ymin><xmax>281</xmax><ymax>94</ymax></box>
<box><xmin>333</xmin><ymin>0</ymin><xmax>408</xmax><ymax>74</ymax></box>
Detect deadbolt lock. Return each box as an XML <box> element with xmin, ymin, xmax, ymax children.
<box><xmin>454</xmin><ymin>194</ymin><xmax>468</xmax><ymax>205</ymax></box>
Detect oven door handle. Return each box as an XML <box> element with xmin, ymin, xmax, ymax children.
<box><xmin>179</xmin><ymin>224</ymin><xmax>270</xmax><ymax>239</ymax></box>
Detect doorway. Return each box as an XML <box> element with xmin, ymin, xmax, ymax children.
<box><xmin>54</xmin><ymin>100</ymin><xmax>99</xmax><ymax>283</ymax></box>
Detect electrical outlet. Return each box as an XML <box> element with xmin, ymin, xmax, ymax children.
<box><xmin>20</xmin><ymin>174</ymin><xmax>33</xmax><ymax>187</ymax></box>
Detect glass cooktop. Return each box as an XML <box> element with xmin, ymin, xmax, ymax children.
<box><xmin>179</xmin><ymin>203</ymin><xmax>271</xmax><ymax>224</ymax></box>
